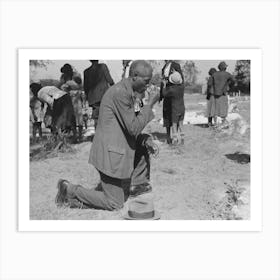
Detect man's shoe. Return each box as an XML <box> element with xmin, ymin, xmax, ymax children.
<box><xmin>55</xmin><ymin>179</ymin><xmax>69</xmax><ymax>207</ymax></box>
<box><xmin>130</xmin><ymin>183</ymin><xmax>152</xmax><ymax>197</ymax></box>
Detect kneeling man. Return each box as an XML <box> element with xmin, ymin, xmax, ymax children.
<box><xmin>55</xmin><ymin>60</ymin><xmax>160</xmax><ymax>210</ymax></box>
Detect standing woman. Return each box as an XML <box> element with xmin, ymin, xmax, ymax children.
<box><xmin>205</xmin><ymin>67</ymin><xmax>217</xmax><ymax>126</ymax></box>
<box><xmin>60</xmin><ymin>65</ymin><xmax>84</xmax><ymax>142</ymax></box>
<box><xmin>83</xmin><ymin>60</ymin><xmax>114</xmax><ymax>129</ymax></box>
<box><xmin>54</xmin><ymin>63</ymin><xmax>77</xmax><ymax>140</ymax></box>
<box><xmin>212</xmin><ymin>61</ymin><xmax>235</xmax><ymax>126</ymax></box>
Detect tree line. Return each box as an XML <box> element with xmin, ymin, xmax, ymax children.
<box><xmin>30</xmin><ymin>59</ymin><xmax>251</xmax><ymax>94</ymax></box>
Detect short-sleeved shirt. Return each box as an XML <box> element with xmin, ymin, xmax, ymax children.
<box><xmin>38</xmin><ymin>86</ymin><xmax>66</xmax><ymax>105</ymax></box>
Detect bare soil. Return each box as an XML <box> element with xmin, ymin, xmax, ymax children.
<box><xmin>30</xmin><ymin>94</ymin><xmax>250</xmax><ymax>220</ymax></box>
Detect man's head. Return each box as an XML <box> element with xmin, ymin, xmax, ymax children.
<box><xmin>218</xmin><ymin>61</ymin><xmax>228</xmax><ymax>71</ymax></box>
<box><xmin>208</xmin><ymin>67</ymin><xmax>217</xmax><ymax>76</ymax></box>
<box><xmin>60</xmin><ymin>63</ymin><xmax>73</xmax><ymax>75</ymax></box>
<box><xmin>129</xmin><ymin>60</ymin><xmax>153</xmax><ymax>96</ymax></box>
<box><xmin>90</xmin><ymin>60</ymin><xmax>98</xmax><ymax>64</ymax></box>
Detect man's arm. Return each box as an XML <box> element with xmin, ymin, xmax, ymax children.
<box><xmin>113</xmin><ymin>91</ymin><xmax>154</xmax><ymax>138</ymax></box>
<box><xmin>83</xmin><ymin>70</ymin><xmax>89</xmax><ymax>97</ymax></box>
<box><xmin>102</xmin><ymin>64</ymin><xmax>115</xmax><ymax>86</ymax></box>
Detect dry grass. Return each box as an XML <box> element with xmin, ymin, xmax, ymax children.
<box><xmin>29</xmin><ymin>94</ymin><xmax>250</xmax><ymax>220</ymax></box>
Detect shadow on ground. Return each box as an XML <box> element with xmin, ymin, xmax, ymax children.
<box><xmin>151</xmin><ymin>132</ymin><xmax>167</xmax><ymax>142</ymax></box>
<box><xmin>30</xmin><ymin>134</ymin><xmax>94</xmax><ymax>161</ymax></box>
<box><xmin>194</xmin><ymin>123</ymin><xmax>210</xmax><ymax>128</ymax></box>
<box><xmin>225</xmin><ymin>152</ymin><xmax>250</xmax><ymax>164</ymax></box>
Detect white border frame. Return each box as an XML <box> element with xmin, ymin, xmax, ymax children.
<box><xmin>19</xmin><ymin>48</ymin><xmax>262</xmax><ymax>232</ymax></box>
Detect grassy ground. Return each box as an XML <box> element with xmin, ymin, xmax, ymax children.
<box><xmin>29</xmin><ymin>94</ymin><xmax>250</xmax><ymax>220</ymax></box>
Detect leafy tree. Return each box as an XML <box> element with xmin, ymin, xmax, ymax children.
<box><xmin>181</xmin><ymin>60</ymin><xmax>200</xmax><ymax>86</ymax></box>
<box><xmin>148</xmin><ymin>60</ymin><xmax>163</xmax><ymax>74</ymax></box>
<box><xmin>233</xmin><ymin>60</ymin><xmax>250</xmax><ymax>94</ymax></box>
<box><xmin>30</xmin><ymin>60</ymin><xmax>53</xmax><ymax>83</ymax></box>
<box><xmin>29</xmin><ymin>60</ymin><xmax>51</xmax><ymax>68</ymax></box>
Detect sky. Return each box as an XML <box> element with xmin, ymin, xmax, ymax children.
<box><xmin>30</xmin><ymin>60</ymin><xmax>237</xmax><ymax>85</ymax></box>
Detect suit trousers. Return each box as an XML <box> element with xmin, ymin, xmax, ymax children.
<box><xmin>131</xmin><ymin>134</ymin><xmax>151</xmax><ymax>186</ymax></box>
<box><xmin>67</xmin><ymin>135</ymin><xmax>150</xmax><ymax>210</ymax></box>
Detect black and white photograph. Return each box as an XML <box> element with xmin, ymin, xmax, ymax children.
<box><xmin>2</xmin><ymin>0</ymin><xmax>280</xmax><ymax>279</ymax></box>
<box><xmin>23</xmin><ymin>53</ymin><xmax>257</xmax><ymax>224</ymax></box>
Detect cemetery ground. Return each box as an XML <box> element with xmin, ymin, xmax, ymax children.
<box><xmin>29</xmin><ymin>93</ymin><xmax>250</xmax><ymax>220</ymax></box>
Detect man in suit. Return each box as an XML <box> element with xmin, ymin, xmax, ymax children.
<box><xmin>83</xmin><ymin>60</ymin><xmax>115</xmax><ymax>129</ymax></box>
<box><xmin>55</xmin><ymin>60</ymin><xmax>160</xmax><ymax>210</ymax></box>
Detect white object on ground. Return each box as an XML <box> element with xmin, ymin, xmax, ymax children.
<box><xmin>159</xmin><ymin>111</ymin><xmax>249</xmax><ymax>135</ymax></box>
<box><xmin>84</xmin><ymin>127</ymin><xmax>95</xmax><ymax>137</ymax></box>
<box><xmin>183</xmin><ymin>111</ymin><xmax>207</xmax><ymax>125</ymax></box>
<box><xmin>198</xmin><ymin>102</ymin><xmax>207</xmax><ymax>106</ymax></box>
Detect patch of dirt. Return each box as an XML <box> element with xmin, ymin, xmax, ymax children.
<box><xmin>29</xmin><ymin>94</ymin><xmax>250</xmax><ymax>220</ymax></box>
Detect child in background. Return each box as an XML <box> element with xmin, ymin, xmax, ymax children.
<box><xmin>30</xmin><ymin>88</ymin><xmax>44</xmax><ymax>141</ymax></box>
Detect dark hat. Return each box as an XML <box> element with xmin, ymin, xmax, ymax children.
<box><xmin>60</xmin><ymin>63</ymin><xmax>73</xmax><ymax>74</ymax></box>
<box><xmin>208</xmin><ymin>67</ymin><xmax>217</xmax><ymax>76</ymax></box>
<box><xmin>124</xmin><ymin>195</ymin><xmax>160</xmax><ymax>220</ymax></box>
<box><xmin>30</xmin><ymin>82</ymin><xmax>42</xmax><ymax>95</ymax></box>
<box><xmin>218</xmin><ymin>61</ymin><xmax>228</xmax><ymax>70</ymax></box>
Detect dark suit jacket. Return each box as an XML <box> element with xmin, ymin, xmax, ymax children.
<box><xmin>83</xmin><ymin>63</ymin><xmax>114</xmax><ymax>105</ymax></box>
<box><xmin>212</xmin><ymin>70</ymin><xmax>234</xmax><ymax>96</ymax></box>
<box><xmin>88</xmin><ymin>78</ymin><xmax>154</xmax><ymax>179</ymax></box>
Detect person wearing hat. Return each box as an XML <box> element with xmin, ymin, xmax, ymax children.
<box><xmin>160</xmin><ymin>60</ymin><xmax>184</xmax><ymax>144</ymax></box>
<box><xmin>83</xmin><ymin>60</ymin><xmax>114</xmax><ymax>129</ymax></box>
<box><xmin>212</xmin><ymin>61</ymin><xmax>235</xmax><ymax>126</ymax></box>
<box><xmin>55</xmin><ymin>60</ymin><xmax>160</xmax><ymax>211</ymax></box>
<box><xmin>205</xmin><ymin>67</ymin><xmax>217</xmax><ymax>126</ymax></box>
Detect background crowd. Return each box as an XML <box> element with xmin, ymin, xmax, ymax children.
<box><xmin>30</xmin><ymin>59</ymin><xmax>237</xmax><ymax>146</ymax></box>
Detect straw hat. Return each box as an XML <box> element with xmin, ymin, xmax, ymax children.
<box><xmin>169</xmin><ymin>71</ymin><xmax>183</xmax><ymax>85</ymax></box>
